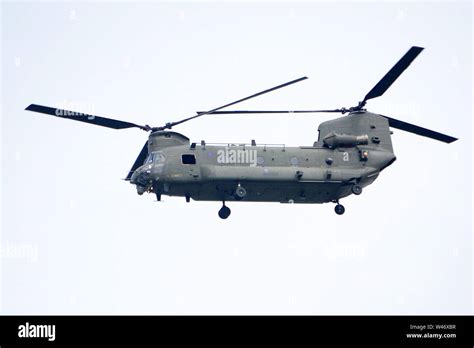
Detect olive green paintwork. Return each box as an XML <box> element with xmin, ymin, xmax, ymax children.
<box><xmin>130</xmin><ymin>111</ymin><xmax>396</xmax><ymax>204</ymax></box>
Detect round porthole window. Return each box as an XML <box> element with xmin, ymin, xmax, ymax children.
<box><xmin>290</xmin><ymin>157</ymin><xmax>299</xmax><ymax>166</ymax></box>
<box><xmin>257</xmin><ymin>156</ymin><xmax>265</xmax><ymax>165</ymax></box>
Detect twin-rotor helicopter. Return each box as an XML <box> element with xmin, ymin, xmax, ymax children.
<box><xmin>26</xmin><ymin>46</ymin><xmax>457</xmax><ymax>219</ymax></box>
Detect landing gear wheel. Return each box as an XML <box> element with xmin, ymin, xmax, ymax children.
<box><xmin>218</xmin><ymin>204</ymin><xmax>231</xmax><ymax>219</ymax></box>
<box><xmin>351</xmin><ymin>184</ymin><xmax>362</xmax><ymax>195</ymax></box>
<box><xmin>335</xmin><ymin>204</ymin><xmax>345</xmax><ymax>215</ymax></box>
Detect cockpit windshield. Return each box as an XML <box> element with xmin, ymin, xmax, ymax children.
<box><xmin>144</xmin><ymin>151</ymin><xmax>166</xmax><ymax>164</ymax></box>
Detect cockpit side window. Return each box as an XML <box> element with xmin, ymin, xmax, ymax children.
<box><xmin>144</xmin><ymin>152</ymin><xmax>166</xmax><ymax>165</ymax></box>
<box><xmin>182</xmin><ymin>154</ymin><xmax>196</xmax><ymax>165</ymax></box>
<box><xmin>154</xmin><ymin>152</ymin><xmax>166</xmax><ymax>163</ymax></box>
<box><xmin>145</xmin><ymin>153</ymin><xmax>155</xmax><ymax>164</ymax></box>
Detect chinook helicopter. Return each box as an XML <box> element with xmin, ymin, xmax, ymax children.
<box><xmin>26</xmin><ymin>46</ymin><xmax>457</xmax><ymax>219</ymax></box>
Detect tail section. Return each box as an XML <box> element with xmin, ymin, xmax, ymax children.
<box><xmin>318</xmin><ymin>111</ymin><xmax>394</xmax><ymax>153</ymax></box>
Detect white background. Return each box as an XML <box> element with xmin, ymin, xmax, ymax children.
<box><xmin>1</xmin><ymin>1</ymin><xmax>472</xmax><ymax>314</ymax></box>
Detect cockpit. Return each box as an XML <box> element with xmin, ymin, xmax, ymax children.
<box><xmin>144</xmin><ymin>151</ymin><xmax>166</xmax><ymax>164</ymax></box>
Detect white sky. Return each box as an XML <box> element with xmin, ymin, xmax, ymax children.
<box><xmin>1</xmin><ymin>0</ymin><xmax>472</xmax><ymax>314</ymax></box>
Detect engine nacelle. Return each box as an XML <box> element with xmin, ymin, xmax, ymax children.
<box><xmin>323</xmin><ymin>132</ymin><xmax>369</xmax><ymax>149</ymax></box>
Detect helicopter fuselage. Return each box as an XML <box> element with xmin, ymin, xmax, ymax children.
<box><xmin>130</xmin><ymin>112</ymin><xmax>396</xmax><ymax>204</ymax></box>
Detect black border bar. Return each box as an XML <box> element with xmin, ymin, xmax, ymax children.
<box><xmin>0</xmin><ymin>315</ymin><xmax>472</xmax><ymax>346</ymax></box>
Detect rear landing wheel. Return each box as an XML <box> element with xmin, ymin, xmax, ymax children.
<box><xmin>218</xmin><ymin>204</ymin><xmax>231</xmax><ymax>219</ymax></box>
<box><xmin>335</xmin><ymin>204</ymin><xmax>345</xmax><ymax>215</ymax></box>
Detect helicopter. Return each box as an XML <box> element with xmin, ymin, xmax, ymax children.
<box><xmin>26</xmin><ymin>46</ymin><xmax>457</xmax><ymax>219</ymax></box>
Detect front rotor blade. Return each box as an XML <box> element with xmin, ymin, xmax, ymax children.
<box><xmin>196</xmin><ymin>109</ymin><xmax>342</xmax><ymax>115</ymax></box>
<box><xmin>161</xmin><ymin>76</ymin><xmax>308</xmax><ymax>129</ymax></box>
<box><xmin>381</xmin><ymin>114</ymin><xmax>457</xmax><ymax>143</ymax></box>
<box><xmin>26</xmin><ymin>104</ymin><xmax>148</xmax><ymax>130</ymax></box>
<box><xmin>363</xmin><ymin>46</ymin><xmax>424</xmax><ymax>103</ymax></box>
<box><xmin>125</xmin><ymin>141</ymin><xmax>149</xmax><ymax>180</ymax></box>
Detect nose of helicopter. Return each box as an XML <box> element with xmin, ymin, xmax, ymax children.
<box><xmin>130</xmin><ymin>165</ymin><xmax>152</xmax><ymax>194</ymax></box>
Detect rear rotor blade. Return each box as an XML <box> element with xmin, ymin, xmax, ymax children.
<box><xmin>125</xmin><ymin>141</ymin><xmax>149</xmax><ymax>180</ymax></box>
<box><xmin>196</xmin><ymin>109</ymin><xmax>343</xmax><ymax>115</ymax></box>
<box><xmin>381</xmin><ymin>114</ymin><xmax>457</xmax><ymax>143</ymax></box>
<box><xmin>363</xmin><ymin>46</ymin><xmax>424</xmax><ymax>103</ymax></box>
<box><xmin>26</xmin><ymin>104</ymin><xmax>149</xmax><ymax>130</ymax></box>
<box><xmin>159</xmin><ymin>76</ymin><xmax>308</xmax><ymax>130</ymax></box>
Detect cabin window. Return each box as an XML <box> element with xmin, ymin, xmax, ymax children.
<box><xmin>182</xmin><ymin>154</ymin><xmax>196</xmax><ymax>165</ymax></box>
